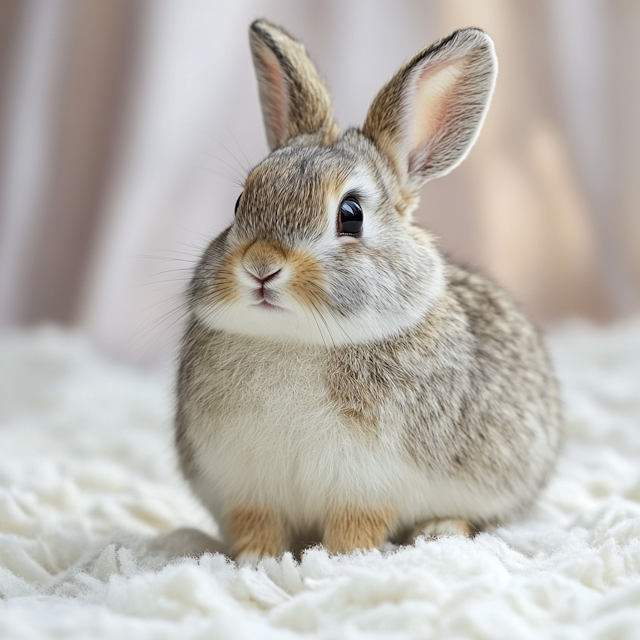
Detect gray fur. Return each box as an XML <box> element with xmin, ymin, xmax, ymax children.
<box><xmin>174</xmin><ymin>21</ymin><xmax>562</xmax><ymax>556</ymax></box>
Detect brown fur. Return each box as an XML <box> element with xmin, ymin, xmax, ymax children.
<box><xmin>242</xmin><ymin>239</ymin><xmax>287</xmax><ymax>278</ymax></box>
<box><xmin>287</xmin><ymin>249</ymin><xmax>328</xmax><ymax>310</ymax></box>
<box><xmin>210</xmin><ymin>236</ymin><xmax>329</xmax><ymax>312</ymax></box>
<box><xmin>326</xmin><ymin>350</ymin><xmax>382</xmax><ymax>437</ymax></box>
<box><xmin>229</xmin><ymin>506</ymin><xmax>285</xmax><ymax>558</ymax></box>
<box><xmin>324</xmin><ymin>507</ymin><xmax>396</xmax><ymax>554</ymax></box>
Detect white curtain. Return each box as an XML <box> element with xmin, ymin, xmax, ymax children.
<box><xmin>1</xmin><ymin>0</ymin><xmax>638</xmax><ymax>365</ymax></box>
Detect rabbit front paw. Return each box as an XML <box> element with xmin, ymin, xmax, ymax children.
<box><xmin>408</xmin><ymin>518</ymin><xmax>474</xmax><ymax>543</ymax></box>
<box><xmin>323</xmin><ymin>507</ymin><xmax>395</xmax><ymax>554</ymax></box>
<box><xmin>229</xmin><ymin>506</ymin><xmax>286</xmax><ymax>562</ymax></box>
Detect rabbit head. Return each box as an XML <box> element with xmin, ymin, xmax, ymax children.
<box><xmin>190</xmin><ymin>20</ymin><xmax>497</xmax><ymax>346</ymax></box>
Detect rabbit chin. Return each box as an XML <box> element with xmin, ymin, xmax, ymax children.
<box><xmin>193</xmin><ymin>292</ymin><xmax>442</xmax><ymax>347</ymax></box>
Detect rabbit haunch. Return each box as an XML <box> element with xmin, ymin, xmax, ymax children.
<box><xmin>175</xmin><ymin>21</ymin><xmax>562</xmax><ymax>560</ymax></box>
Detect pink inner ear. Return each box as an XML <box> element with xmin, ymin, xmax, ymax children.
<box><xmin>409</xmin><ymin>59</ymin><xmax>464</xmax><ymax>153</ymax></box>
<box><xmin>256</xmin><ymin>45</ymin><xmax>289</xmax><ymax>148</ymax></box>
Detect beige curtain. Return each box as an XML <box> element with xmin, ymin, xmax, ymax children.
<box><xmin>1</xmin><ymin>0</ymin><xmax>639</xmax><ymax>365</ymax></box>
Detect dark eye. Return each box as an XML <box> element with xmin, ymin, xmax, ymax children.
<box><xmin>234</xmin><ymin>194</ymin><xmax>242</xmax><ymax>214</ymax></box>
<box><xmin>338</xmin><ymin>196</ymin><xmax>363</xmax><ymax>236</ymax></box>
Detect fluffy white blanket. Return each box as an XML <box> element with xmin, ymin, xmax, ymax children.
<box><xmin>1</xmin><ymin>322</ymin><xmax>639</xmax><ymax>639</ymax></box>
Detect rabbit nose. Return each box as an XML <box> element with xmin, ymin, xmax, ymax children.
<box><xmin>248</xmin><ymin>267</ymin><xmax>282</xmax><ymax>284</ymax></box>
<box><xmin>242</xmin><ymin>239</ymin><xmax>287</xmax><ymax>283</ymax></box>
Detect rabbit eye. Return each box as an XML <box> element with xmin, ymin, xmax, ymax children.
<box><xmin>338</xmin><ymin>196</ymin><xmax>363</xmax><ymax>236</ymax></box>
<box><xmin>234</xmin><ymin>194</ymin><xmax>242</xmax><ymax>214</ymax></box>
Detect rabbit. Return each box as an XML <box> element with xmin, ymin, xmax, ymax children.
<box><xmin>175</xmin><ymin>19</ymin><xmax>562</xmax><ymax>563</ymax></box>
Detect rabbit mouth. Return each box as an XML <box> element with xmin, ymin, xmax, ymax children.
<box><xmin>251</xmin><ymin>286</ymin><xmax>284</xmax><ymax>310</ymax></box>
<box><xmin>252</xmin><ymin>300</ymin><xmax>283</xmax><ymax>311</ymax></box>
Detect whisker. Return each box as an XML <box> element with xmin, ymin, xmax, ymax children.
<box><xmin>201</xmin><ymin>166</ymin><xmax>245</xmax><ymax>188</ymax></box>
<box><xmin>129</xmin><ymin>302</ymin><xmax>191</xmax><ymax>357</ymax></box>
<box><xmin>145</xmin><ymin>268</ymin><xmax>195</xmax><ymax>279</ymax></box>
<box><xmin>306</xmin><ymin>296</ymin><xmax>335</xmax><ymax>349</ymax></box>
<box><xmin>201</xmin><ymin>152</ymin><xmax>246</xmax><ymax>184</ymax></box>
<box><xmin>301</xmin><ymin>302</ymin><xmax>327</xmax><ymax>349</ymax></box>
<box><xmin>173</xmin><ymin>225</ymin><xmax>214</xmax><ymax>245</ymax></box>
<box><xmin>225</xmin><ymin>125</ymin><xmax>253</xmax><ymax>173</ymax></box>
<box><xmin>137</xmin><ymin>254</ymin><xmax>197</xmax><ymax>263</ymax></box>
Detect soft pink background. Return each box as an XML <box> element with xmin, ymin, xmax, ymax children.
<box><xmin>0</xmin><ymin>0</ymin><xmax>638</xmax><ymax>364</ymax></box>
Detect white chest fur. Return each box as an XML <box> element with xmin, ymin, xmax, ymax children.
<box><xmin>188</xmin><ymin>340</ymin><xmax>380</xmax><ymax>525</ymax></box>
<box><xmin>184</xmin><ymin>334</ymin><xmax>516</xmax><ymax>532</ymax></box>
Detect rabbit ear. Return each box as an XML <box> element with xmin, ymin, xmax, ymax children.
<box><xmin>250</xmin><ymin>20</ymin><xmax>339</xmax><ymax>151</ymax></box>
<box><xmin>363</xmin><ymin>29</ymin><xmax>497</xmax><ymax>194</ymax></box>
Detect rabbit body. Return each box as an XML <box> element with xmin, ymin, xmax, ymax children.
<box><xmin>177</xmin><ymin>263</ymin><xmax>560</xmax><ymax>555</ymax></box>
<box><xmin>175</xmin><ymin>22</ymin><xmax>562</xmax><ymax>559</ymax></box>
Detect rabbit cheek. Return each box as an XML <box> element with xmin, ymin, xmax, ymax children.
<box><xmin>211</xmin><ymin>244</ymin><xmax>246</xmax><ymax>306</ymax></box>
<box><xmin>286</xmin><ymin>250</ymin><xmax>328</xmax><ymax>310</ymax></box>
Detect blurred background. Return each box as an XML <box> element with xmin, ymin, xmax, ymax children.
<box><xmin>0</xmin><ymin>0</ymin><xmax>638</xmax><ymax>366</ymax></box>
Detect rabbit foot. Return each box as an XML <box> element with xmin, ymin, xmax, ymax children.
<box><xmin>323</xmin><ymin>507</ymin><xmax>395</xmax><ymax>554</ymax></box>
<box><xmin>229</xmin><ymin>506</ymin><xmax>286</xmax><ymax>562</ymax></box>
<box><xmin>408</xmin><ymin>518</ymin><xmax>474</xmax><ymax>543</ymax></box>
<box><xmin>235</xmin><ymin>550</ymin><xmax>265</xmax><ymax>566</ymax></box>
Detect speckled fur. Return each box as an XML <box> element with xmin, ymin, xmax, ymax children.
<box><xmin>175</xmin><ymin>20</ymin><xmax>562</xmax><ymax>558</ymax></box>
